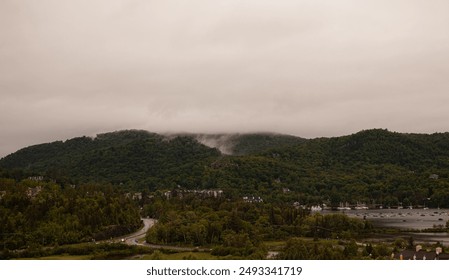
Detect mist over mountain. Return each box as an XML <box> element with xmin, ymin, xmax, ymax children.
<box><xmin>0</xmin><ymin>130</ymin><xmax>304</xmax><ymax>187</ymax></box>
<box><xmin>2</xmin><ymin>129</ymin><xmax>449</xmax><ymax>208</ymax></box>
<box><xmin>170</xmin><ymin>132</ymin><xmax>305</xmax><ymax>155</ymax></box>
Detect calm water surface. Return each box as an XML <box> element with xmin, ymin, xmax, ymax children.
<box><xmin>324</xmin><ymin>208</ymin><xmax>449</xmax><ymax>245</ymax></box>
<box><xmin>340</xmin><ymin>208</ymin><xmax>449</xmax><ymax>230</ymax></box>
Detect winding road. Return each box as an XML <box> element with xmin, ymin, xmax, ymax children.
<box><xmin>118</xmin><ymin>218</ymin><xmax>210</xmax><ymax>252</ymax></box>
<box><xmin>120</xmin><ymin>218</ymin><xmax>156</xmax><ymax>245</ymax></box>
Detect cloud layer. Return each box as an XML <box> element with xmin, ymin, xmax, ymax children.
<box><xmin>1</xmin><ymin>0</ymin><xmax>449</xmax><ymax>157</ymax></box>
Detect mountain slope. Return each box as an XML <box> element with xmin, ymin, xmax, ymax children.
<box><xmin>267</xmin><ymin>129</ymin><xmax>449</xmax><ymax>170</ymax></box>
<box><xmin>0</xmin><ymin>130</ymin><xmax>221</xmax><ymax>188</ymax></box>
<box><xmin>2</xmin><ymin>129</ymin><xmax>449</xmax><ymax>207</ymax></box>
<box><xmin>191</xmin><ymin>133</ymin><xmax>306</xmax><ymax>155</ymax></box>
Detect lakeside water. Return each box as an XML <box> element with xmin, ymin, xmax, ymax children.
<box><xmin>323</xmin><ymin>208</ymin><xmax>449</xmax><ymax>245</ymax></box>
<box><xmin>336</xmin><ymin>208</ymin><xmax>449</xmax><ymax>230</ymax></box>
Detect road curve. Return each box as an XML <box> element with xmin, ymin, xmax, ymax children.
<box><xmin>122</xmin><ymin>218</ymin><xmax>156</xmax><ymax>245</ymax></box>
<box><xmin>118</xmin><ymin>218</ymin><xmax>210</xmax><ymax>252</ymax></box>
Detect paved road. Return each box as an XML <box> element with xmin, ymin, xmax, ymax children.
<box><xmin>119</xmin><ymin>218</ymin><xmax>156</xmax><ymax>245</ymax></box>
<box><xmin>118</xmin><ymin>218</ymin><xmax>210</xmax><ymax>252</ymax></box>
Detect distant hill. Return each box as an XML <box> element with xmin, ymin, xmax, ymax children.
<box><xmin>267</xmin><ymin>129</ymin><xmax>449</xmax><ymax>169</ymax></box>
<box><xmin>2</xmin><ymin>129</ymin><xmax>449</xmax><ymax>207</ymax></box>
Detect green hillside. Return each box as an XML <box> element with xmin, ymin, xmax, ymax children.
<box><xmin>2</xmin><ymin>129</ymin><xmax>449</xmax><ymax>207</ymax></box>
<box><xmin>180</xmin><ymin>132</ymin><xmax>305</xmax><ymax>155</ymax></box>
<box><xmin>230</xmin><ymin>133</ymin><xmax>306</xmax><ymax>155</ymax></box>
<box><xmin>0</xmin><ymin>130</ymin><xmax>221</xmax><ymax>189</ymax></box>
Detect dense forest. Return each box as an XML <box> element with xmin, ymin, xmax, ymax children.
<box><xmin>143</xmin><ymin>193</ymin><xmax>372</xmax><ymax>259</ymax></box>
<box><xmin>0</xmin><ymin>177</ymin><xmax>141</xmax><ymax>250</ymax></box>
<box><xmin>0</xmin><ymin>131</ymin><xmax>220</xmax><ymax>189</ymax></box>
<box><xmin>2</xmin><ymin>129</ymin><xmax>449</xmax><ymax>208</ymax></box>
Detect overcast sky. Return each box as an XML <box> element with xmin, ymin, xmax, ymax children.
<box><xmin>1</xmin><ymin>0</ymin><xmax>449</xmax><ymax>157</ymax></box>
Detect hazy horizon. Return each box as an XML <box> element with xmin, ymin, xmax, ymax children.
<box><xmin>2</xmin><ymin>0</ymin><xmax>449</xmax><ymax>157</ymax></box>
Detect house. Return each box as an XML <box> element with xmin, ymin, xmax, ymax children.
<box><xmin>26</xmin><ymin>186</ymin><xmax>43</xmax><ymax>199</ymax></box>
<box><xmin>133</xmin><ymin>192</ymin><xmax>142</xmax><ymax>200</ymax></box>
<box><xmin>28</xmin><ymin>176</ymin><xmax>44</xmax><ymax>181</ymax></box>
<box><xmin>393</xmin><ymin>245</ymin><xmax>449</xmax><ymax>260</ymax></box>
<box><xmin>243</xmin><ymin>196</ymin><xmax>263</xmax><ymax>203</ymax></box>
<box><xmin>162</xmin><ymin>189</ymin><xmax>224</xmax><ymax>199</ymax></box>
<box><xmin>164</xmin><ymin>191</ymin><xmax>172</xmax><ymax>199</ymax></box>
<box><xmin>125</xmin><ymin>192</ymin><xmax>143</xmax><ymax>200</ymax></box>
<box><xmin>187</xmin><ymin>189</ymin><xmax>223</xmax><ymax>198</ymax></box>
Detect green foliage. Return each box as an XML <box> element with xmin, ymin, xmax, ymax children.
<box><xmin>0</xmin><ymin>180</ymin><xmax>141</xmax><ymax>250</ymax></box>
<box><xmin>277</xmin><ymin>237</ymin><xmax>393</xmax><ymax>260</ymax></box>
<box><xmin>3</xmin><ymin>129</ymin><xmax>449</xmax><ymax>207</ymax></box>
<box><xmin>144</xmin><ymin>195</ymin><xmax>369</xmax><ymax>259</ymax></box>
<box><xmin>1</xmin><ymin>242</ymin><xmax>153</xmax><ymax>260</ymax></box>
<box><xmin>0</xmin><ymin>130</ymin><xmax>220</xmax><ymax>189</ymax></box>
<box><xmin>277</xmin><ymin>238</ymin><xmax>346</xmax><ymax>260</ymax></box>
<box><xmin>229</xmin><ymin>133</ymin><xmax>306</xmax><ymax>155</ymax></box>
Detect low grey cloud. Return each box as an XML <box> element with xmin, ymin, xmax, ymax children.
<box><xmin>1</xmin><ymin>0</ymin><xmax>449</xmax><ymax>157</ymax></box>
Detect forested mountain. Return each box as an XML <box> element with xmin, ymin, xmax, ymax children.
<box><xmin>0</xmin><ymin>130</ymin><xmax>303</xmax><ymax>188</ymax></box>
<box><xmin>2</xmin><ymin>129</ymin><xmax>449</xmax><ymax>207</ymax></box>
<box><xmin>0</xmin><ymin>130</ymin><xmax>220</xmax><ymax>188</ymax></box>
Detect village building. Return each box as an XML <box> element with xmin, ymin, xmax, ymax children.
<box><xmin>26</xmin><ymin>186</ymin><xmax>43</xmax><ymax>199</ymax></box>
<box><xmin>163</xmin><ymin>189</ymin><xmax>223</xmax><ymax>199</ymax></box>
<box><xmin>393</xmin><ymin>245</ymin><xmax>449</xmax><ymax>260</ymax></box>
<box><xmin>125</xmin><ymin>192</ymin><xmax>143</xmax><ymax>200</ymax></box>
<box><xmin>28</xmin><ymin>176</ymin><xmax>44</xmax><ymax>181</ymax></box>
<box><xmin>242</xmin><ymin>196</ymin><xmax>263</xmax><ymax>203</ymax></box>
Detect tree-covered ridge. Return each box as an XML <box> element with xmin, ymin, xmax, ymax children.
<box><xmin>0</xmin><ymin>178</ymin><xmax>141</xmax><ymax>250</ymax></box>
<box><xmin>264</xmin><ymin>129</ymin><xmax>449</xmax><ymax>168</ymax></box>
<box><xmin>230</xmin><ymin>133</ymin><xmax>305</xmax><ymax>155</ymax></box>
<box><xmin>247</xmin><ymin>129</ymin><xmax>449</xmax><ymax>207</ymax></box>
<box><xmin>0</xmin><ymin>130</ymin><xmax>221</xmax><ymax>188</ymax></box>
<box><xmin>170</xmin><ymin>132</ymin><xmax>305</xmax><ymax>155</ymax></box>
<box><xmin>2</xmin><ymin>129</ymin><xmax>449</xmax><ymax>207</ymax></box>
